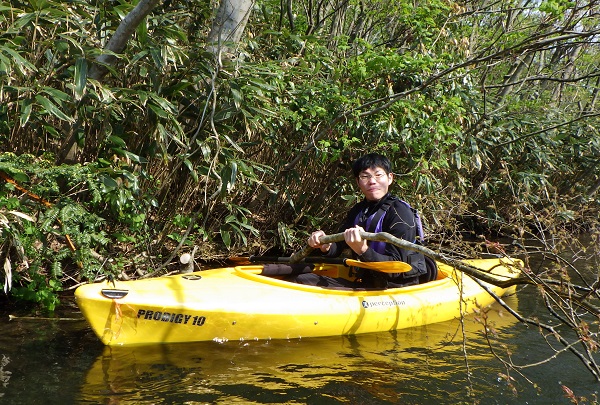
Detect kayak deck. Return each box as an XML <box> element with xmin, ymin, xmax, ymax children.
<box><xmin>75</xmin><ymin>258</ymin><xmax>521</xmax><ymax>346</ymax></box>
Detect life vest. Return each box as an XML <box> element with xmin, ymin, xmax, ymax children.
<box><xmin>353</xmin><ymin>197</ymin><xmax>425</xmax><ymax>254</ymax></box>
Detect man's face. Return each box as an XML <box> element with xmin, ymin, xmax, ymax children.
<box><xmin>356</xmin><ymin>167</ymin><xmax>393</xmax><ymax>201</ymax></box>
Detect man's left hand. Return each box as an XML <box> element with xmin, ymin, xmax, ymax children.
<box><xmin>344</xmin><ymin>226</ymin><xmax>368</xmax><ymax>256</ymax></box>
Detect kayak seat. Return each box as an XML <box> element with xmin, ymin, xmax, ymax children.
<box><xmin>261</xmin><ymin>263</ymin><xmax>314</xmax><ymax>276</ymax></box>
<box><xmin>419</xmin><ymin>256</ymin><xmax>438</xmax><ymax>284</ymax></box>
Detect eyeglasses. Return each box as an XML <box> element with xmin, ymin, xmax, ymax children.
<box><xmin>358</xmin><ymin>172</ymin><xmax>388</xmax><ymax>182</ymax></box>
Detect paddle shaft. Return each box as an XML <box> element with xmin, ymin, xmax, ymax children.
<box><xmin>249</xmin><ymin>255</ymin><xmax>411</xmax><ymax>273</ymax></box>
<box><xmin>250</xmin><ymin>256</ymin><xmax>346</xmax><ymax>265</ymax></box>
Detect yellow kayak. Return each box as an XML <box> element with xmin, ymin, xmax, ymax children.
<box><xmin>75</xmin><ymin>258</ymin><xmax>521</xmax><ymax>346</ymax></box>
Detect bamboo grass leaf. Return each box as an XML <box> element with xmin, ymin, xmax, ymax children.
<box><xmin>200</xmin><ymin>144</ymin><xmax>211</xmax><ymax>161</ymax></box>
<box><xmin>221</xmin><ymin>229</ymin><xmax>231</xmax><ymax>248</ymax></box>
<box><xmin>149</xmin><ymin>93</ymin><xmax>177</xmax><ymax>114</ymax></box>
<box><xmin>230</xmin><ymin>84</ymin><xmax>243</xmax><ymax>109</ymax></box>
<box><xmin>19</xmin><ymin>99</ymin><xmax>32</xmax><ymax>127</ymax></box>
<box><xmin>183</xmin><ymin>159</ymin><xmax>198</xmax><ymax>182</ymax></box>
<box><xmin>131</xmin><ymin>50</ymin><xmax>150</xmax><ymax>64</ymax></box>
<box><xmin>8</xmin><ymin>211</ymin><xmax>35</xmax><ymax>222</ymax></box>
<box><xmin>13</xmin><ymin>13</ymin><xmax>35</xmax><ymax>30</ymax></box>
<box><xmin>137</xmin><ymin>17</ymin><xmax>148</xmax><ymax>45</ymax></box>
<box><xmin>247</xmin><ymin>78</ymin><xmax>276</xmax><ymax>91</ymax></box>
<box><xmin>57</xmin><ymin>33</ymin><xmax>86</xmax><ymax>54</ymax></box>
<box><xmin>237</xmin><ymin>221</ymin><xmax>259</xmax><ymax>235</ymax></box>
<box><xmin>88</xmin><ymin>79</ymin><xmax>117</xmax><ymax>103</ymax></box>
<box><xmin>0</xmin><ymin>53</ymin><xmax>11</xmax><ymax>75</ymax></box>
<box><xmin>227</xmin><ymin>222</ymin><xmax>247</xmax><ymax>245</ymax></box>
<box><xmin>0</xmin><ymin>45</ymin><xmax>37</xmax><ymax>75</ymax></box>
<box><xmin>108</xmin><ymin>135</ymin><xmax>127</xmax><ymax>148</ymax></box>
<box><xmin>149</xmin><ymin>47</ymin><xmax>164</xmax><ymax>71</ymax></box>
<box><xmin>229</xmin><ymin>161</ymin><xmax>237</xmax><ymax>191</ymax></box>
<box><xmin>41</xmin><ymin>87</ymin><xmax>70</xmax><ymax>102</ymax></box>
<box><xmin>34</xmin><ymin>95</ymin><xmax>75</xmax><ymax>123</ymax></box>
<box><xmin>74</xmin><ymin>57</ymin><xmax>88</xmax><ymax>100</ymax></box>
<box><xmin>223</xmin><ymin>134</ymin><xmax>244</xmax><ymax>153</ymax></box>
<box><xmin>156</xmin><ymin>123</ymin><xmax>186</xmax><ymax>148</ymax></box>
<box><xmin>148</xmin><ymin>103</ymin><xmax>169</xmax><ymax>118</ymax></box>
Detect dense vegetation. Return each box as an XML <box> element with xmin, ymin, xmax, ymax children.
<box><xmin>1</xmin><ymin>0</ymin><xmax>599</xmax><ymax>303</ymax></box>
<box><xmin>2</xmin><ymin>0</ymin><xmax>600</xmax><ymax>385</ymax></box>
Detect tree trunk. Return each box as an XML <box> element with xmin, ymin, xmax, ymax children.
<box><xmin>494</xmin><ymin>52</ymin><xmax>534</xmax><ymax>105</ymax></box>
<box><xmin>57</xmin><ymin>0</ymin><xmax>161</xmax><ymax>163</ymax></box>
<box><xmin>206</xmin><ymin>0</ymin><xmax>255</xmax><ymax>60</ymax></box>
<box><xmin>89</xmin><ymin>0</ymin><xmax>162</xmax><ymax>81</ymax></box>
<box><xmin>552</xmin><ymin>43</ymin><xmax>583</xmax><ymax>102</ymax></box>
<box><xmin>583</xmin><ymin>76</ymin><xmax>600</xmax><ymax>113</ymax></box>
<box><xmin>327</xmin><ymin>0</ymin><xmax>347</xmax><ymax>49</ymax></box>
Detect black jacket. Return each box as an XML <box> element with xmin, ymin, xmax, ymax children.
<box><xmin>324</xmin><ymin>193</ymin><xmax>427</xmax><ymax>287</ymax></box>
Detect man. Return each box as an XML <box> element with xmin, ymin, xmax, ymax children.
<box><xmin>290</xmin><ymin>153</ymin><xmax>428</xmax><ymax>288</ymax></box>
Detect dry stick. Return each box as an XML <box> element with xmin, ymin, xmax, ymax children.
<box><xmin>289</xmin><ymin>231</ymin><xmax>530</xmax><ymax>288</ymax></box>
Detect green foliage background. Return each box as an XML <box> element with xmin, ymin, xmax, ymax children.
<box><xmin>1</xmin><ymin>0</ymin><xmax>599</xmax><ymax>309</ymax></box>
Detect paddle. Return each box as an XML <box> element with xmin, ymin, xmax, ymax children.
<box><xmin>288</xmin><ymin>231</ymin><xmax>528</xmax><ymax>288</ymax></box>
<box><xmin>247</xmin><ymin>255</ymin><xmax>412</xmax><ymax>274</ymax></box>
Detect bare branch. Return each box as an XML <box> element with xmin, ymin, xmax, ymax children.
<box><xmin>289</xmin><ymin>230</ymin><xmax>529</xmax><ymax>287</ymax></box>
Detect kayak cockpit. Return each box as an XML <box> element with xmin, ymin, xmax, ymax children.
<box><xmin>233</xmin><ymin>263</ymin><xmax>447</xmax><ymax>293</ymax></box>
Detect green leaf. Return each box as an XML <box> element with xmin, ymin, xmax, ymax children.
<box><xmin>237</xmin><ymin>221</ymin><xmax>259</xmax><ymax>236</ymax></box>
<box><xmin>41</xmin><ymin>87</ymin><xmax>70</xmax><ymax>102</ymax></box>
<box><xmin>230</xmin><ymin>84</ymin><xmax>243</xmax><ymax>109</ymax></box>
<box><xmin>183</xmin><ymin>159</ymin><xmax>199</xmax><ymax>182</ymax></box>
<box><xmin>200</xmin><ymin>143</ymin><xmax>211</xmax><ymax>160</ymax></box>
<box><xmin>19</xmin><ymin>99</ymin><xmax>32</xmax><ymax>127</ymax></box>
<box><xmin>148</xmin><ymin>103</ymin><xmax>169</xmax><ymax>118</ymax></box>
<box><xmin>74</xmin><ymin>58</ymin><xmax>88</xmax><ymax>100</ymax></box>
<box><xmin>113</xmin><ymin>232</ymin><xmax>136</xmax><ymax>243</ymax></box>
<box><xmin>100</xmin><ymin>175</ymin><xmax>118</xmax><ymax>192</ymax></box>
<box><xmin>454</xmin><ymin>151</ymin><xmax>461</xmax><ymax>170</ymax></box>
<box><xmin>221</xmin><ymin>229</ymin><xmax>231</xmax><ymax>248</ymax></box>
<box><xmin>120</xmin><ymin>150</ymin><xmax>145</xmax><ymax>164</ymax></box>
<box><xmin>35</xmin><ymin>95</ymin><xmax>74</xmax><ymax>123</ymax></box>
<box><xmin>149</xmin><ymin>93</ymin><xmax>177</xmax><ymax>114</ymax></box>
<box><xmin>137</xmin><ymin>17</ymin><xmax>148</xmax><ymax>45</ymax></box>
<box><xmin>0</xmin><ymin>45</ymin><xmax>37</xmax><ymax>75</ymax></box>
<box><xmin>108</xmin><ymin>135</ymin><xmax>127</xmax><ymax>148</ymax></box>
<box><xmin>229</xmin><ymin>161</ymin><xmax>238</xmax><ymax>190</ymax></box>
<box><xmin>223</xmin><ymin>134</ymin><xmax>244</xmax><ymax>152</ymax></box>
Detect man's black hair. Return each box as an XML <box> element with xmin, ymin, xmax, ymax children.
<box><xmin>352</xmin><ymin>153</ymin><xmax>392</xmax><ymax>178</ymax></box>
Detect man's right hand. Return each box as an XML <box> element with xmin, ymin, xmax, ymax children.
<box><xmin>308</xmin><ymin>230</ymin><xmax>331</xmax><ymax>253</ymax></box>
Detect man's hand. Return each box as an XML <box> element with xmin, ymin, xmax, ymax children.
<box><xmin>308</xmin><ymin>230</ymin><xmax>332</xmax><ymax>253</ymax></box>
<box><xmin>344</xmin><ymin>225</ymin><xmax>368</xmax><ymax>255</ymax></box>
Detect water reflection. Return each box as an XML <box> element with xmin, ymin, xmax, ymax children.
<box><xmin>6</xmin><ymin>293</ymin><xmax>591</xmax><ymax>404</ymax></box>
<box><xmin>77</xmin><ymin>297</ymin><xmax>519</xmax><ymax>404</ymax></box>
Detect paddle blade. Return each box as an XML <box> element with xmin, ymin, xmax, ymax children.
<box><xmin>346</xmin><ymin>259</ymin><xmax>412</xmax><ymax>273</ymax></box>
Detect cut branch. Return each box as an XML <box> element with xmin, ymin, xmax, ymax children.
<box><xmin>289</xmin><ymin>231</ymin><xmax>530</xmax><ymax>287</ymax></box>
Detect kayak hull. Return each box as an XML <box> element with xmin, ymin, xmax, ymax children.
<box><xmin>75</xmin><ymin>258</ymin><xmax>520</xmax><ymax>346</ymax></box>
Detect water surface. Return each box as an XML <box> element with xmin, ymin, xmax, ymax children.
<box><xmin>1</xmin><ymin>283</ymin><xmax>598</xmax><ymax>404</ymax></box>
